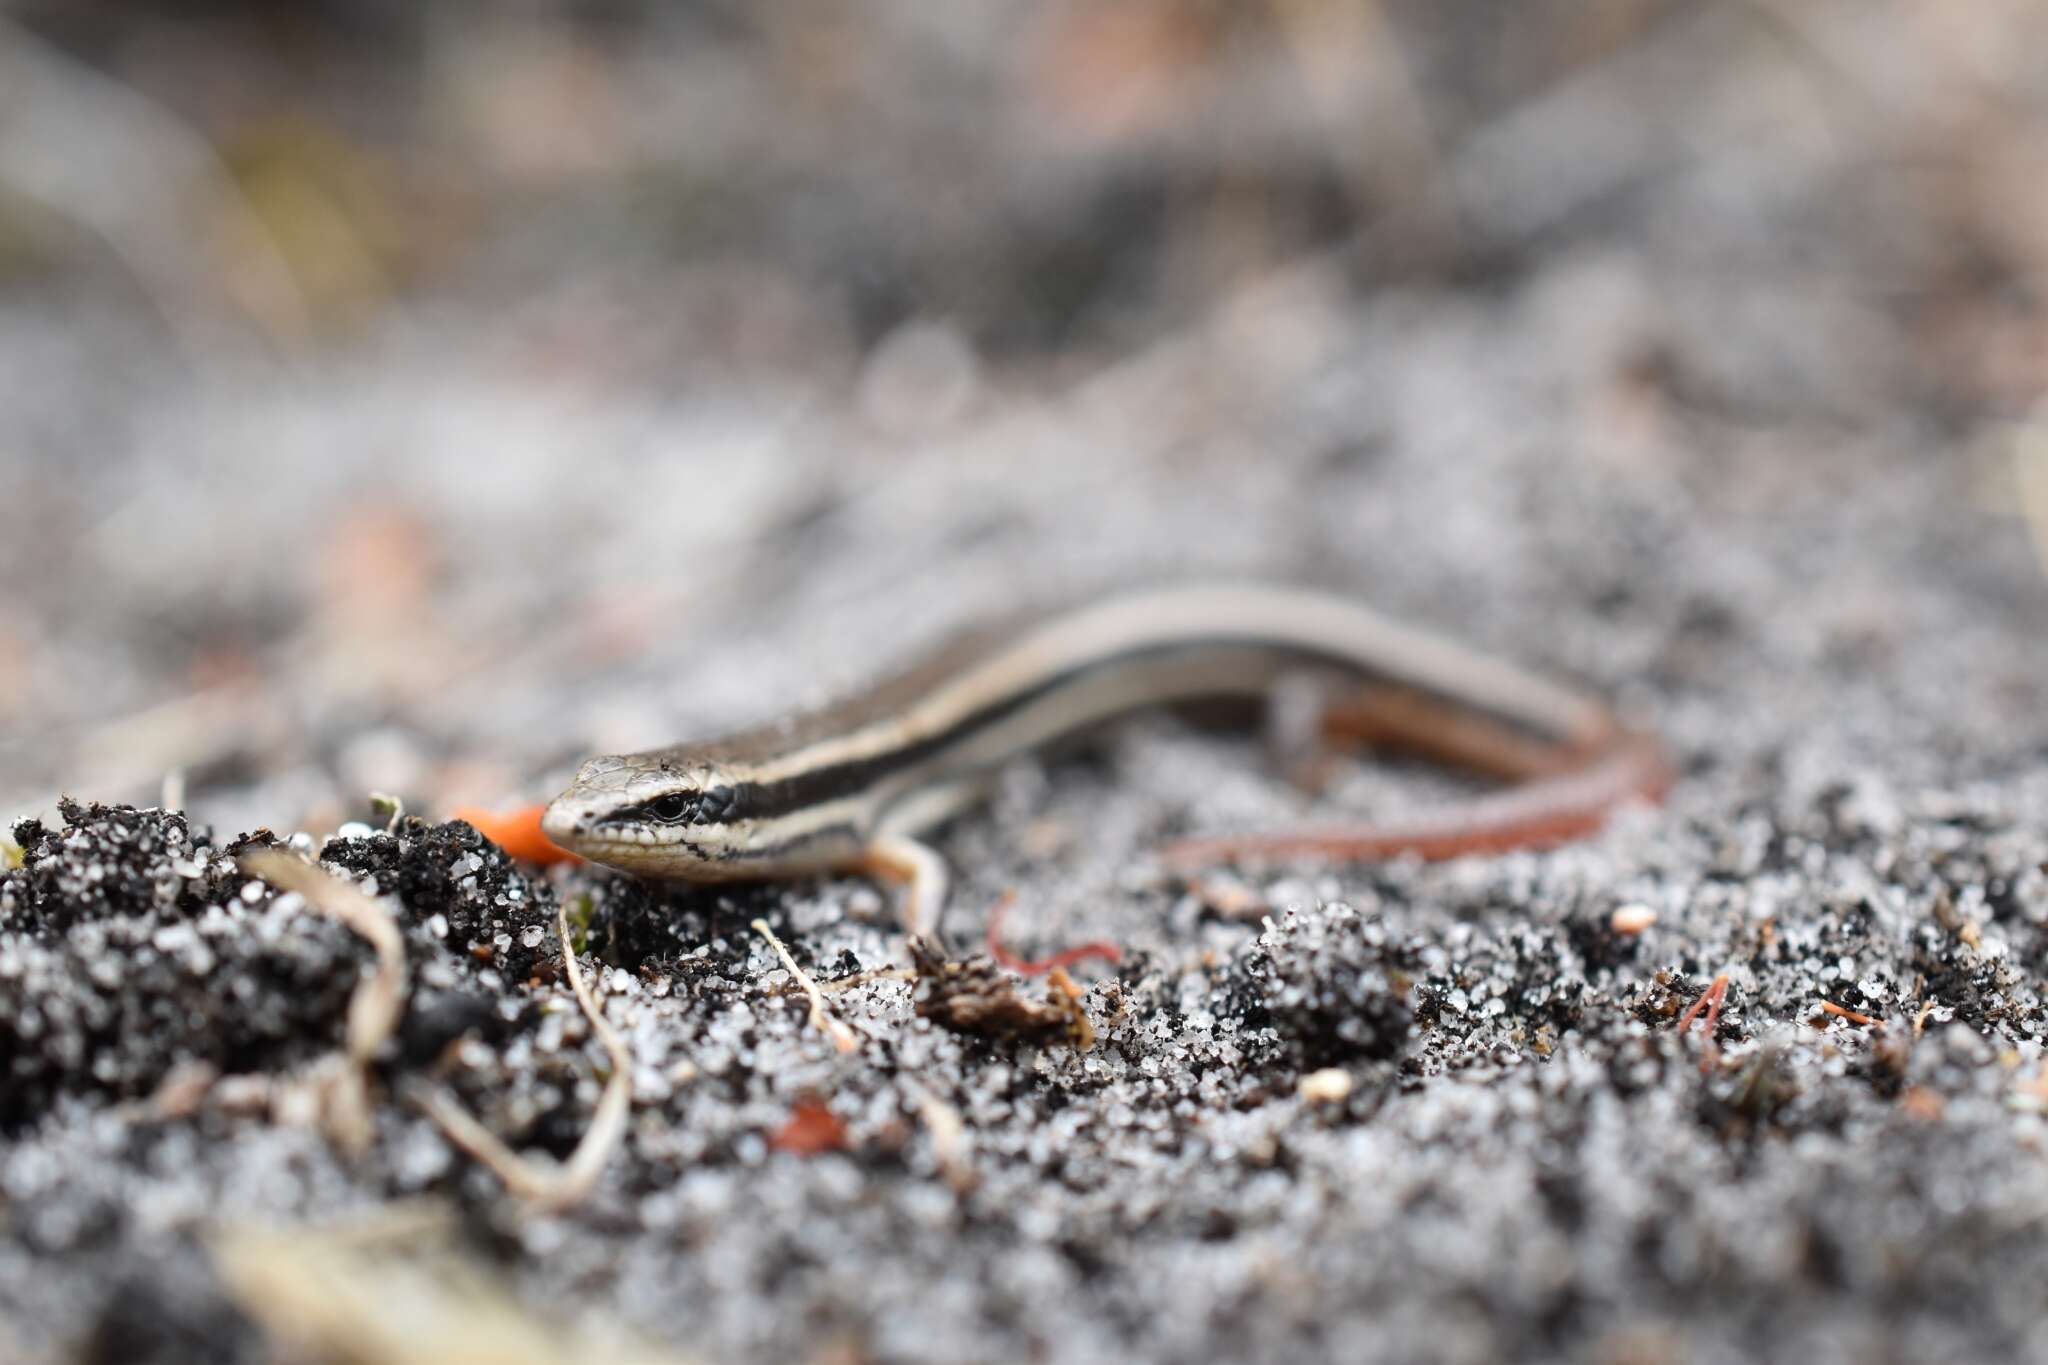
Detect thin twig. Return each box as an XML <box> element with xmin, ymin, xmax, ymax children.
<box><xmin>753</xmin><ymin>919</ymin><xmax>859</xmax><ymax>1053</ymax></box>
<box><xmin>1045</xmin><ymin>966</ymin><xmax>1096</xmax><ymax>1051</ymax></box>
<box><xmin>240</xmin><ymin>849</ymin><xmax>408</xmax><ymax>1154</ymax></box>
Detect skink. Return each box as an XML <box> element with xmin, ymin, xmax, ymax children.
<box><xmin>541</xmin><ymin>584</ymin><xmax>1667</xmax><ymax>938</ymax></box>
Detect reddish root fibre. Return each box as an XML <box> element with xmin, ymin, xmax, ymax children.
<box><xmin>1677</xmin><ymin>974</ymin><xmax>1730</xmax><ymax>1035</ymax></box>
<box><xmin>984</xmin><ymin>890</ymin><xmax>1123</xmax><ymax>976</ymax></box>
<box><xmin>1676</xmin><ymin>973</ymin><xmax>1731</xmax><ymax>1071</ymax></box>
<box><xmin>1819</xmin><ymin>999</ymin><xmax>1881</xmax><ymax>1027</ymax></box>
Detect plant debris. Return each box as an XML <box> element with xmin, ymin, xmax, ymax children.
<box><xmin>909</xmin><ymin>938</ymin><xmax>1096</xmax><ymax>1049</ymax></box>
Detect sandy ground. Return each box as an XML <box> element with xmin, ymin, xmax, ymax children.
<box><xmin>5</xmin><ymin>4</ymin><xmax>2048</xmax><ymax>1363</ymax></box>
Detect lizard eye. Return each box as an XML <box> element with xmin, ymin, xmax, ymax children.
<box><xmin>646</xmin><ymin>793</ymin><xmax>698</xmax><ymax>824</ymax></box>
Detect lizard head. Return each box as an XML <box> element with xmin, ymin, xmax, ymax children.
<box><xmin>541</xmin><ymin>752</ymin><xmax>754</xmax><ymax>878</ymax></box>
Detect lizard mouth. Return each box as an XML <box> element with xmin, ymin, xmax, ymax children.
<box><xmin>542</xmin><ymin>805</ymin><xmax>660</xmax><ymax>850</ymax></box>
<box><xmin>540</xmin><ymin>799</ymin><xmax>730</xmax><ymax>875</ymax></box>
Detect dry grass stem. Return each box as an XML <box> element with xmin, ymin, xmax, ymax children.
<box><xmin>753</xmin><ymin>918</ymin><xmax>860</xmax><ymax>1053</ymax></box>
<box><xmin>902</xmin><ymin>1077</ymin><xmax>974</xmax><ymax>1193</ymax></box>
<box><xmin>212</xmin><ymin>1206</ymin><xmax>691</xmax><ymax>1365</ymax></box>
<box><xmin>242</xmin><ymin>849</ymin><xmax>407</xmax><ymax>1064</ymax></box>
<box><xmin>414</xmin><ymin>900</ymin><xmax>633</xmax><ymax>1213</ymax></box>
<box><xmin>240</xmin><ymin>849</ymin><xmax>409</xmax><ymax>1154</ymax></box>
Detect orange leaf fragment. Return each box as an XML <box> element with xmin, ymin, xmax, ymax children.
<box><xmin>448</xmin><ymin>804</ymin><xmax>581</xmax><ymax>866</ymax></box>
<box><xmin>768</xmin><ymin>1098</ymin><xmax>848</xmax><ymax>1156</ymax></box>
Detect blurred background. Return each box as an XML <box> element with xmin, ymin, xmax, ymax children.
<box><xmin>9</xmin><ymin>8</ymin><xmax>2048</xmax><ymax>1365</ymax></box>
<box><xmin>2</xmin><ymin>0</ymin><xmax>2045</xmax><ymax>834</ymax></box>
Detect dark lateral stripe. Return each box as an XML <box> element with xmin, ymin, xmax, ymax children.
<box><xmin>716</xmin><ymin>819</ymin><xmax>858</xmax><ymax>863</ymax></box>
<box><xmin>714</xmin><ymin>635</ymin><xmax>1564</xmax><ymax>823</ymax></box>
